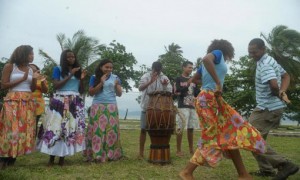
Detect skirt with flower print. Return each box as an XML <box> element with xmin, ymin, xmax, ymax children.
<box><xmin>0</xmin><ymin>92</ymin><xmax>36</xmax><ymax>158</ymax></box>
<box><xmin>36</xmin><ymin>93</ymin><xmax>86</xmax><ymax>156</ymax></box>
<box><xmin>85</xmin><ymin>103</ymin><xmax>123</xmax><ymax>162</ymax></box>
<box><xmin>190</xmin><ymin>90</ymin><xmax>266</xmax><ymax>167</ymax></box>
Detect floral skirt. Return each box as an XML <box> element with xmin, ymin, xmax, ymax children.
<box><xmin>0</xmin><ymin>92</ymin><xmax>36</xmax><ymax>157</ymax></box>
<box><xmin>190</xmin><ymin>90</ymin><xmax>266</xmax><ymax>167</ymax></box>
<box><xmin>85</xmin><ymin>103</ymin><xmax>123</xmax><ymax>162</ymax></box>
<box><xmin>37</xmin><ymin>93</ymin><xmax>86</xmax><ymax>156</ymax></box>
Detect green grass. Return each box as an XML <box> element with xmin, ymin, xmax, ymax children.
<box><xmin>0</xmin><ymin>120</ymin><xmax>299</xmax><ymax>180</ymax></box>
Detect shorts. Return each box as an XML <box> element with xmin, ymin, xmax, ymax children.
<box><xmin>140</xmin><ymin>111</ymin><xmax>146</xmax><ymax>129</ymax></box>
<box><xmin>176</xmin><ymin>108</ymin><xmax>199</xmax><ymax>129</ymax></box>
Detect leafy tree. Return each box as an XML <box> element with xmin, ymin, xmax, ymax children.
<box><xmin>223</xmin><ymin>56</ymin><xmax>256</xmax><ymax>117</ymax></box>
<box><xmin>158</xmin><ymin>43</ymin><xmax>187</xmax><ymax>84</ymax></box>
<box><xmin>261</xmin><ymin>25</ymin><xmax>300</xmax><ymax>83</ymax></box>
<box><xmin>93</xmin><ymin>40</ymin><xmax>139</xmax><ymax>92</ymax></box>
<box><xmin>39</xmin><ymin>30</ymin><xmax>102</xmax><ymax>95</ymax></box>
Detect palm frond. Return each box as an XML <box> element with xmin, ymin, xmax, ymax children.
<box><xmin>56</xmin><ymin>33</ymin><xmax>66</xmax><ymax>51</ymax></box>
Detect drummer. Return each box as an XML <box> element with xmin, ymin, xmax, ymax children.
<box><xmin>138</xmin><ymin>61</ymin><xmax>173</xmax><ymax>159</ymax></box>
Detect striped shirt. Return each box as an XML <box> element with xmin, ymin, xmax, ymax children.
<box><xmin>255</xmin><ymin>54</ymin><xmax>286</xmax><ymax>110</ymax></box>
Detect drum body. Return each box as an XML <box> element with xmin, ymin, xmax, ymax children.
<box><xmin>146</xmin><ymin>91</ymin><xmax>176</xmax><ymax>164</ymax></box>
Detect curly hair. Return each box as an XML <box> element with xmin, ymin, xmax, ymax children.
<box><xmin>207</xmin><ymin>39</ymin><xmax>235</xmax><ymax>60</ymax></box>
<box><xmin>94</xmin><ymin>59</ymin><xmax>113</xmax><ymax>88</ymax></box>
<box><xmin>60</xmin><ymin>49</ymin><xmax>81</xmax><ymax>79</ymax></box>
<box><xmin>9</xmin><ymin>45</ymin><xmax>33</xmax><ymax>66</ymax></box>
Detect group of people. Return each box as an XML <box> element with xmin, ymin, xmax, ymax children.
<box><xmin>0</xmin><ymin>47</ymin><xmax>123</xmax><ymax>168</ymax></box>
<box><xmin>137</xmin><ymin>39</ymin><xmax>298</xmax><ymax>180</ymax></box>
<box><xmin>0</xmin><ymin>38</ymin><xmax>299</xmax><ymax>180</ymax></box>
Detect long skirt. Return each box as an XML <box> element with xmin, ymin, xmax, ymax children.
<box><xmin>190</xmin><ymin>90</ymin><xmax>266</xmax><ymax>167</ymax></box>
<box><xmin>37</xmin><ymin>93</ymin><xmax>86</xmax><ymax>156</ymax></box>
<box><xmin>85</xmin><ymin>103</ymin><xmax>123</xmax><ymax>162</ymax></box>
<box><xmin>0</xmin><ymin>92</ymin><xmax>36</xmax><ymax>158</ymax></box>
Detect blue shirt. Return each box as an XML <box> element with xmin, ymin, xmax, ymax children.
<box><xmin>196</xmin><ymin>50</ymin><xmax>227</xmax><ymax>90</ymax></box>
<box><xmin>89</xmin><ymin>74</ymin><xmax>120</xmax><ymax>104</ymax></box>
<box><xmin>255</xmin><ymin>54</ymin><xmax>286</xmax><ymax>111</ymax></box>
<box><xmin>52</xmin><ymin>66</ymin><xmax>80</xmax><ymax>92</ymax></box>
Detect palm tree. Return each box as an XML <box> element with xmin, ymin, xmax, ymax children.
<box><xmin>261</xmin><ymin>25</ymin><xmax>300</xmax><ymax>83</ymax></box>
<box><xmin>55</xmin><ymin>30</ymin><xmax>102</xmax><ymax>68</ymax></box>
<box><xmin>166</xmin><ymin>43</ymin><xmax>183</xmax><ymax>55</ymax></box>
<box><xmin>158</xmin><ymin>43</ymin><xmax>187</xmax><ymax>83</ymax></box>
<box><xmin>39</xmin><ymin>30</ymin><xmax>103</xmax><ymax>95</ymax></box>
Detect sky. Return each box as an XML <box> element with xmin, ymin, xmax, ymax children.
<box><xmin>1</xmin><ymin>0</ymin><xmax>299</xmax><ymax>122</ymax></box>
<box><xmin>1</xmin><ymin>0</ymin><xmax>300</xmax><ymax>69</ymax></box>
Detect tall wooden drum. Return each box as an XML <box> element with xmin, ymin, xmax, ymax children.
<box><xmin>146</xmin><ymin>91</ymin><xmax>176</xmax><ymax>164</ymax></box>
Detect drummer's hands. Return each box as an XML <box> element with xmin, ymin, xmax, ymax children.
<box><xmin>214</xmin><ymin>83</ymin><xmax>222</xmax><ymax>97</ymax></box>
<box><xmin>161</xmin><ymin>78</ymin><xmax>169</xmax><ymax>86</ymax></box>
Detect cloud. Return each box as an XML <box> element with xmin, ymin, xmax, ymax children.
<box><xmin>0</xmin><ymin>0</ymin><xmax>299</xmax><ymax>69</ymax></box>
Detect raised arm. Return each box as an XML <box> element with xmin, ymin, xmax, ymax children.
<box><xmin>202</xmin><ymin>53</ymin><xmax>222</xmax><ymax>91</ymax></box>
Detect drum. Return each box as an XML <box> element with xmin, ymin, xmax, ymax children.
<box><xmin>146</xmin><ymin>91</ymin><xmax>176</xmax><ymax>164</ymax></box>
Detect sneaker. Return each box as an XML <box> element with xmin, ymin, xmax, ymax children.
<box><xmin>250</xmin><ymin>170</ymin><xmax>276</xmax><ymax>177</ymax></box>
<box><xmin>272</xmin><ymin>162</ymin><xmax>299</xmax><ymax>180</ymax></box>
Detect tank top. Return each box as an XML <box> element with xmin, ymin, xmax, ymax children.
<box><xmin>10</xmin><ymin>64</ymin><xmax>33</xmax><ymax>92</ymax></box>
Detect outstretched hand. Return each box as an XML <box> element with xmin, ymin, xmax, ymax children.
<box><xmin>161</xmin><ymin>78</ymin><xmax>169</xmax><ymax>85</ymax></box>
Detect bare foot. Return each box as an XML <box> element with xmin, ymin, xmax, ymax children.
<box><xmin>179</xmin><ymin>170</ymin><xmax>194</xmax><ymax>180</ymax></box>
<box><xmin>176</xmin><ymin>151</ymin><xmax>185</xmax><ymax>157</ymax></box>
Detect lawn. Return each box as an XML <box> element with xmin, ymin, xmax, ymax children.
<box><xmin>0</xmin><ymin>120</ymin><xmax>299</xmax><ymax>180</ymax></box>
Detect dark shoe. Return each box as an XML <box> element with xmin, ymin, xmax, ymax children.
<box><xmin>7</xmin><ymin>158</ymin><xmax>16</xmax><ymax>166</ymax></box>
<box><xmin>0</xmin><ymin>158</ymin><xmax>8</xmax><ymax>170</ymax></box>
<box><xmin>272</xmin><ymin>162</ymin><xmax>299</xmax><ymax>180</ymax></box>
<box><xmin>48</xmin><ymin>155</ymin><xmax>55</xmax><ymax>166</ymax></box>
<box><xmin>58</xmin><ymin>157</ymin><xmax>64</xmax><ymax>166</ymax></box>
<box><xmin>250</xmin><ymin>170</ymin><xmax>276</xmax><ymax>177</ymax></box>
